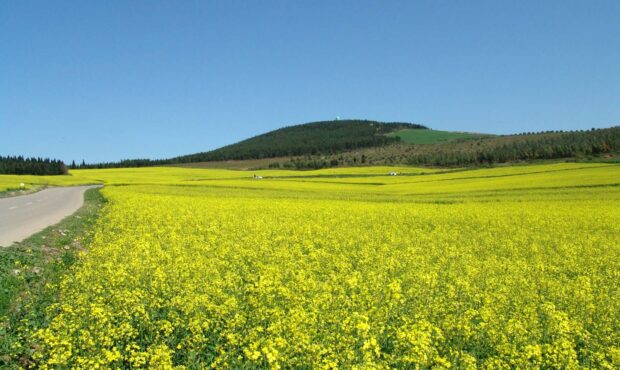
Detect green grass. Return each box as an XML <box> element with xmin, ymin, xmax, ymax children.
<box><xmin>386</xmin><ymin>128</ymin><xmax>488</xmax><ymax>144</ymax></box>
<box><xmin>0</xmin><ymin>188</ymin><xmax>105</xmax><ymax>368</ymax></box>
<box><xmin>0</xmin><ymin>186</ymin><xmax>44</xmax><ymax>199</ymax></box>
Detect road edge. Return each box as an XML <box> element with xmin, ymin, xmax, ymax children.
<box><xmin>0</xmin><ymin>187</ymin><xmax>106</xmax><ymax>368</ymax></box>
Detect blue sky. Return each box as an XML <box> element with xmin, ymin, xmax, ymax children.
<box><xmin>2</xmin><ymin>1</ymin><xmax>619</xmax><ymax>163</ymax></box>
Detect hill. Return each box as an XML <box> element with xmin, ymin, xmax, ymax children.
<box><xmin>77</xmin><ymin>121</ymin><xmax>620</xmax><ymax>170</ymax></box>
<box><xmin>172</xmin><ymin>120</ymin><xmax>426</xmax><ymax>163</ymax></box>
<box><xmin>210</xmin><ymin>126</ymin><xmax>619</xmax><ymax>169</ymax></box>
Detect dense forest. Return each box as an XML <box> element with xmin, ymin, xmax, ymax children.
<box><xmin>173</xmin><ymin>120</ymin><xmax>426</xmax><ymax>162</ymax></box>
<box><xmin>405</xmin><ymin>126</ymin><xmax>620</xmax><ymax>166</ymax></box>
<box><xmin>76</xmin><ymin>158</ymin><xmax>169</xmax><ymax>169</ymax></box>
<box><xmin>0</xmin><ymin>156</ymin><xmax>67</xmax><ymax>175</ymax></box>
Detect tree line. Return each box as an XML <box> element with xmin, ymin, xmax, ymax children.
<box><xmin>405</xmin><ymin>126</ymin><xmax>620</xmax><ymax>166</ymax></box>
<box><xmin>74</xmin><ymin>158</ymin><xmax>170</xmax><ymax>169</ymax></box>
<box><xmin>0</xmin><ymin>156</ymin><xmax>68</xmax><ymax>175</ymax></box>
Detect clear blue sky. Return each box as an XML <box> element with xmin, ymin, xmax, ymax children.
<box><xmin>2</xmin><ymin>1</ymin><xmax>619</xmax><ymax>163</ymax></box>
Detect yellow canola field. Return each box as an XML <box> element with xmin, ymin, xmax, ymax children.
<box><xmin>0</xmin><ymin>165</ymin><xmax>436</xmax><ymax>192</ymax></box>
<box><xmin>0</xmin><ymin>174</ymin><xmax>92</xmax><ymax>193</ymax></box>
<box><xmin>6</xmin><ymin>163</ymin><xmax>620</xmax><ymax>369</ymax></box>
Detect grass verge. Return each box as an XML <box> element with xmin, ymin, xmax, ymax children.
<box><xmin>0</xmin><ymin>188</ymin><xmax>105</xmax><ymax>368</ymax></box>
<box><xmin>0</xmin><ymin>186</ymin><xmax>45</xmax><ymax>199</ymax></box>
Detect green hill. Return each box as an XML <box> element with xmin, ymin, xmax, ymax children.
<box><xmin>256</xmin><ymin>126</ymin><xmax>620</xmax><ymax>169</ymax></box>
<box><xmin>78</xmin><ymin>120</ymin><xmax>620</xmax><ymax>170</ymax></box>
<box><xmin>172</xmin><ymin>120</ymin><xmax>427</xmax><ymax>163</ymax></box>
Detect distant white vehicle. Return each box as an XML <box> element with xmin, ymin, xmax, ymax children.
<box><xmin>388</xmin><ymin>172</ymin><xmax>398</xmax><ymax>176</ymax></box>
<box><xmin>253</xmin><ymin>175</ymin><xmax>263</xmax><ymax>179</ymax></box>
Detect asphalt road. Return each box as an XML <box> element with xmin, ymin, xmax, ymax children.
<box><xmin>0</xmin><ymin>185</ymin><xmax>101</xmax><ymax>247</ymax></box>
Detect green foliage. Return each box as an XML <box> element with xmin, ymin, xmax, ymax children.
<box><xmin>79</xmin><ymin>158</ymin><xmax>168</xmax><ymax>169</ymax></box>
<box><xmin>77</xmin><ymin>120</ymin><xmax>426</xmax><ymax>169</ymax></box>
<box><xmin>0</xmin><ymin>156</ymin><xmax>67</xmax><ymax>176</ymax></box>
<box><xmin>406</xmin><ymin>126</ymin><xmax>620</xmax><ymax>166</ymax></box>
<box><xmin>174</xmin><ymin>120</ymin><xmax>426</xmax><ymax>163</ymax></box>
<box><xmin>386</xmin><ymin>129</ymin><xmax>488</xmax><ymax>144</ymax></box>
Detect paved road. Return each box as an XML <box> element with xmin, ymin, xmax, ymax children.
<box><xmin>0</xmin><ymin>185</ymin><xmax>101</xmax><ymax>247</ymax></box>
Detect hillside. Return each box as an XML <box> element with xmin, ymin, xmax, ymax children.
<box><xmin>200</xmin><ymin>126</ymin><xmax>619</xmax><ymax>169</ymax></box>
<box><xmin>386</xmin><ymin>129</ymin><xmax>490</xmax><ymax>144</ymax></box>
<box><xmin>402</xmin><ymin>126</ymin><xmax>620</xmax><ymax>166</ymax></box>
<box><xmin>295</xmin><ymin>126</ymin><xmax>620</xmax><ymax>168</ymax></box>
<box><xmin>172</xmin><ymin>120</ymin><xmax>426</xmax><ymax>163</ymax></box>
<box><xmin>78</xmin><ymin>121</ymin><xmax>620</xmax><ymax>170</ymax></box>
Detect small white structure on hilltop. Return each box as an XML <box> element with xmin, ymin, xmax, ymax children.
<box><xmin>389</xmin><ymin>172</ymin><xmax>398</xmax><ymax>176</ymax></box>
<box><xmin>253</xmin><ymin>174</ymin><xmax>263</xmax><ymax>180</ymax></box>
<box><xmin>335</xmin><ymin>116</ymin><xmax>340</xmax><ymax>121</ymax></box>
